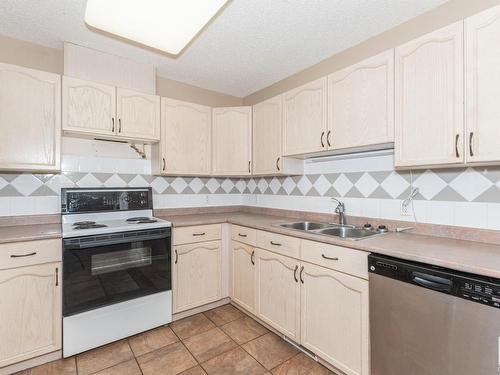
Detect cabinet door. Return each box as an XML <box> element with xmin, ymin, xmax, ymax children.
<box><xmin>300</xmin><ymin>263</ymin><xmax>369</xmax><ymax>375</ymax></box>
<box><xmin>212</xmin><ymin>107</ymin><xmax>252</xmax><ymax>175</ymax></box>
<box><xmin>283</xmin><ymin>77</ymin><xmax>327</xmax><ymax>156</ymax></box>
<box><xmin>0</xmin><ymin>63</ymin><xmax>61</xmax><ymax>172</ymax></box>
<box><xmin>161</xmin><ymin>98</ymin><xmax>211</xmax><ymax>175</ymax></box>
<box><xmin>466</xmin><ymin>5</ymin><xmax>500</xmax><ymax>163</ymax></box>
<box><xmin>0</xmin><ymin>263</ymin><xmax>61</xmax><ymax>367</ymax></box>
<box><xmin>173</xmin><ymin>240</ymin><xmax>221</xmax><ymax>313</ymax></box>
<box><xmin>394</xmin><ymin>22</ymin><xmax>464</xmax><ymax>168</ymax></box>
<box><xmin>328</xmin><ymin>50</ymin><xmax>394</xmax><ymax>150</ymax></box>
<box><xmin>231</xmin><ymin>241</ymin><xmax>256</xmax><ymax>313</ymax></box>
<box><xmin>116</xmin><ymin>88</ymin><xmax>160</xmax><ymax>141</ymax></box>
<box><xmin>62</xmin><ymin>76</ymin><xmax>116</xmax><ymax>137</ymax></box>
<box><xmin>255</xmin><ymin>249</ymin><xmax>300</xmax><ymax>341</ymax></box>
<box><xmin>253</xmin><ymin>95</ymin><xmax>282</xmax><ymax>175</ymax></box>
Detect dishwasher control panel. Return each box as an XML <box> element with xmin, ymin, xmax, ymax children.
<box><xmin>457</xmin><ymin>278</ymin><xmax>500</xmax><ymax>309</ymax></box>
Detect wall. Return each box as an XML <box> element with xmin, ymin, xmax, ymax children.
<box><xmin>243</xmin><ymin>0</ymin><xmax>500</xmax><ymax>105</ymax></box>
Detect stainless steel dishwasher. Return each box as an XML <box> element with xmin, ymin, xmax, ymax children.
<box><xmin>368</xmin><ymin>254</ymin><xmax>500</xmax><ymax>375</ymax></box>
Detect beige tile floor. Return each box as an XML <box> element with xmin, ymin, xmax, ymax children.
<box><xmin>15</xmin><ymin>304</ymin><xmax>333</xmax><ymax>375</ymax></box>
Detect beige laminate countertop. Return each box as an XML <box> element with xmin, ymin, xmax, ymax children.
<box><xmin>0</xmin><ymin>223</ymin><xmax>62</xmax><ymax>244</ymax></box>
<box><xmin>160</xmin><ymin>212</ymin><xmax>500</xmax><ymax>279</ymax></box>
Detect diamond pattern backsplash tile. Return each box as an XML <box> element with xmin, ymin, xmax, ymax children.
<box><xmin>2</xmin><ymin>163</ymin><xmax>500</xmax><ymax>204</ymax></box>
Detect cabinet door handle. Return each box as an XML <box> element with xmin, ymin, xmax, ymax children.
<box><xmin>320</xmin><ymin>131</ymin><xmax>325</xmax><ymax>148</ymax></box>
<box><xmin>251</xmin><ymin>250</ymin><xmax>255</xmax><ymax>265</ymax></box>
<box><xmin>10</xmin><ymin>252</ymin><xmax>37</xmax><ymax>258</ymax></box>
<box><xmin>174</xmin><ymin>249</ymin><xmax>178</xmax><ymax>264</ymax></box>
<box><xmin>111</xmin><ymin>117</ymin><xmax>115</xmax><ymax>132</ymax></box>
<box><xmin>248</xmin><ymin>161</ymin><xmax>251</xmax><ymax>174</ymax></box>
<box><xmin>455</xmin><ymin>134</ymin><xmax>460</xmax><ymax>158</ymax></box>
<box><xmin>118</xmin><ymin>119</ymin><xmax>122</xmax><ymax>133</ymax></box>
<box><xmin>293</xmin><ymin>265</ymin><xmax>298</xmax><ymax>282</ymax></box>
<box><xmin>299</xmin><ymin>266</ymin><xmax>304</xmax><ymax>284</ymax></box>
<box><xmin>238</xmin><ymin>233</ymin><xmax>247</xmax><ymax>237</ymax></box>
<box><xmin>162</xmin><ymin>158</ymin><xmax>166</xmax><ymax>171</ymax></box>
<box><xmin>469</xmin><ymin>132</ymin><xmax>474</xmax><ymax>157</ymax></box>
<box><xmin>327</xmin><ymin>130</ymin><xmax>331</xmax><ymax>147</ymax></box>
<box><xmin>55</xmin><ymin>267</ymin><xmax>59</xmax><ymax>286</ymax></box>
<box><xmin>192</xmin><ymin>232</ymin><xmax>206</xmax><ymax>236</ymax></box>
<box><xmin>270</xmin><ymin>241</ymin><xmax>281</xmax><ymax>246</ymax></box>
<box><xmin>322</xmin><ymin>254</ymin><xmax>339</xmax><ymax>261</ymax></box>
<box><xmin>276</xmin><ymin>157</ymin><xmax>280</xmax><ymax>171</ymax></box>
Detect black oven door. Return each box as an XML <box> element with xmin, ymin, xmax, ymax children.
<box><xmin>63</xmin><ymin>227</ymin><xmax>171</xmax><ymax>316</ymax></box>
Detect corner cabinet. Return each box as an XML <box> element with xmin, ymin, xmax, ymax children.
<box><xmin>394</xmin><ymin>22</ymin><xmax>464</xmax><ymax>168</ymax></box>
<box><xmin>300</xmin><ymin>263</ymin><xmax>369</xmax><ymax>375</ymax></box>
<box><xmin>0</xmin><ymin>63</ymin><xmax>61</xmax><ymax>172</ymax></box>
<box><xmin>153</xmin><ymin>98</ymin><xmax>211</xmax><ymax>176</ymax></box>
<box><xmin>62</xmin><ymin>76</ymin><xmax>160</xmax><ymax>143</ymax></box>
<box><xmin>212</xmin><ymin>106</ymin><xmax>252</xmax><ymax>176</ymax></box>
<box><xmin>252</xmin><ymin>95</ymin><xmax>303</xmax><ymax>176</ymax></box>
<box><xmin>328</xmin><ymin>49</ymin><xmax>394</xmax><ymax>151</ymax></box>
<box><xmin>283</xmin><ymin>77</ymin><xmax>328</xmax><ymax>156</ymax></box>
<box><xmin>465</xmin><ymin>5</ymin><xmax>500</xmax><ymax>164</ymax></box>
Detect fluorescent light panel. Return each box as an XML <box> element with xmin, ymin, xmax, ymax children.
<box><xmin>85</xmin><ymin>0</ymin><xmax>228</xmax><ymax>55</ymax></box>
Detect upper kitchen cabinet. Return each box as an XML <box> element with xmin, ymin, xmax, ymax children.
<box><xmin>153</xmin><ymin>98</ymin><xmax>211</xmax><ymax>176</ymax></box>
<box><xmin>62</xmin><ymin>76</ymin><xmax>116</xmax><ymax>137</ymax></box>
<box><xmin>252</xmin><ymin>95</ymin><xmax>303</xmax><ymax>176</ymax></box>
<box><xmin>62</xmin><ymin>76</ymin><xmax>160</xmax><ymax>143</ymax></box>
<box><xmin>394</xmin><ymin>22</ymin><xmax>464</xmax><ymax>168</ymax></box>
<box><xmin>116</xmin><ymin>88</ymin><xmax>160</xmax><ymax>141</ymax></box>
<box><xmin>328</xmin><ymin>50</ymin><xmax>394</xmax><ymax>151</ymax></box>
<box><xmin>465</xmin><ymin>5</ymin><xmax>500</xmax><ymax>164</ymax></box>
<box><xmin>0</xmin><ymin>63</ymin><xmax>61</xmax><ymax>172</ymax></box>
<box><xmin>212</xmin><ymin>106</ymin><xmax>252</xmax><ymax>176</ymax></box>
<box><xmin>283</xmin><ymin>77</ymin><xmax>328</xmax><ymax>156</ymax></box>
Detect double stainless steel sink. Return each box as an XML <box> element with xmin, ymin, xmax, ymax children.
<box><xmin>278</xmin><ymin>221</ymin><xmax>382</xmax><ymax>240</ymax></box>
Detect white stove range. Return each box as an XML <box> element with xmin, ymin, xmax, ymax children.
<box><xmin>61</xmin><ymin>188</ymin><xmax>172</xmax><ymax>357</ymax></box>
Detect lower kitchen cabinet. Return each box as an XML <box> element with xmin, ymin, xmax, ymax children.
<box><xmin>0</xmin><ymin>262</ymin><xmax>62</xmax><ymax>368</ymax></box>
<box><xmin>255</xmin><ymin>248</ymin><xmax>301</xmax><ymax>342</ymax></box>
<box><xmin>173</xmin><ymin>240</ymin><xmax>222</xmax><ymax>313</ymax></box>
<box><xmin>300</xmin><ymin>263</ymin><xmax>369</xmax><ymax>375</ymax></box>
<box><xmin>231</xmin><ymin>241</ymin><xmax>256</xmax><ymax>313</ymax></box>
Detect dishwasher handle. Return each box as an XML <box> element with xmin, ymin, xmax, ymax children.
<box><xmin>411</xmin><ymin>272</ymin><xmax>452</xmax><ymax>293</ymax></box>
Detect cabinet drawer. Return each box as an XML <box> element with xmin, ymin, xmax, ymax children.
<box><xmin>231</xmin><ymin>225</ymin><xmax>256</xmax><ymax>246</ymax></box>
<box><xmin>256</xmin><ymin>230</ymin><xmax>300</xmax><ymax>258</ymax></box>
<box><xmin>173</xmin><ymin>224</ymin><xmax>222</xmax><ymax>245</ymax></box>
<box><xmin>301</xmin><ymin>240</ymin><xmax>368</xmax><ymax>279</ymax></box>
<box><xmin>0</xmin><ymin>239</ymin><xmax>62</xmax><ymax>270</ymax></box>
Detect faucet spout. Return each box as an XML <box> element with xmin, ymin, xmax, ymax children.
<box><xmin>331</xmin><ymin>197</ymin><xmax>346</xmax><ymax>225</ymax></box>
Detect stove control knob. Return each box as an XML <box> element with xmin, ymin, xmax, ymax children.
<box><xmin>363</xmin><ymin>223</ymin><xmax>372</xmax><ymax>230</ymax></box>
<box><xmin>378</xmin><ymin>225</ymin><xmax>388</xmax><ymax>233</ymax></box>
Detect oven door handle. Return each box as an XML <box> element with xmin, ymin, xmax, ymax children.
<box><xmin>63</xmin><ymin>230</ymin><xmax>170</xmax><ymax>249</ymax></box>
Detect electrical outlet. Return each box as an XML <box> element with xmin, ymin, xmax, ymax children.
<box><xmin>400</xmin><ymin>202</ymin><xmax>411</xmax><ymax>216</ymax></box>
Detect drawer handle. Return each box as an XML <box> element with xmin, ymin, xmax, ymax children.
<box><xmin>251</xmin><ymin>250</ymin><xmax>255</xmax><ymax>265</ymax></box>
<box><xmin>10</xmin><ymin>252</ymin><xmax>37</xmax><ymax>258</ymax></box>
<box><xmin>299</xmin><ymin>266</ymin><xmax>304</xmax><ymax>284</ymax></box>
<box><xmin>322</xmin><ymin>254</ymin><xmax>339</xmax><ymax>261</ymax></box>
<box><xmin>238</xmin><ymin>233</ymin><xmax>247</xmax><ymax>237</ymax></box>
<box><xmin>192</xmin><ymin>232</ymin><xmax>206</xmax><ymax>236</ymax></box>
<box><xmin>293</xmin><ymin>265</ymin><xmax>298</xmax><ymax>282</ymax></box>
<box><xmin>174</xmin><ymin>249</ymin><xmax>178</xmax><ymax>264</ymax></box>
<box><xmin>270</xmin><ymin>241</ymin><xmax>282</xmax><ymax>246</ymax></box>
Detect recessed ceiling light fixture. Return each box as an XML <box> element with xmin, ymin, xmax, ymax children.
<box><xmin>84</xmin><ymin>0</ymin><xmax>229</xmax><ymax>55</ymax></box>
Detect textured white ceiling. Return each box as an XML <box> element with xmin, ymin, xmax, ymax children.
<box><xmin>0</xmin><ymin>0</ymin><xmax>446</xmax><ymax>97</ymax></box>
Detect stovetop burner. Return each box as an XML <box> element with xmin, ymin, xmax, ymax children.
<box><xmin>74</xmin><ymin>224</ymin><xmax>108</xmax><ymax>230</ymax></box>
<box><xmin>126</xmin><ymin>217</ymin><xmax>151</xmax><ymax>222</ymax></box>
<box><xmin>129</xmin><ymin>219</ymin><xmax>158</xmax><ymax>224</ymax></box>
<box><xmin>73</xmin><ymin>221</ymin><xmax>96</xmax><ymax>226</ymax></box>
